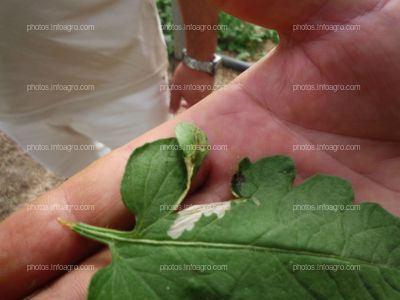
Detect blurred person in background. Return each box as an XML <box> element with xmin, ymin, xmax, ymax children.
<box><xmin>0</xmin><ymin>0</ymin><xmax>219</xmax><ymax>178</ymax></box>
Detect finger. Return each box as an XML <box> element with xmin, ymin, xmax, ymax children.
<box><xmin>169</xmin><ymin>88</ymin><xmax>182</xmax><ymax>114</ymax></box>
<box><xmin>0</xmin><ymin>149</ymin><xmax>132</xmax><ymax>299</ymax></box>
<box><xmin>31</xmin><ymin>250</ymin><xmax>111</xmax><ymax>300</ymax></box>
<box><xmin>181</xmin><ymin>99</ymin><xmax>189</xmax><ymax>110</ymax></box>
<box><xmin>213</xmin><ymin>0</ymin><xmax>372</xmax><ymax>35</ymax></box>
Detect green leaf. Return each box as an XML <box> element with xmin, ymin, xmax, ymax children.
<box><xmin>175</xmin><ymin>123</ymin><xmax>208</xmax><ymax>178</ymax></box>
<box><xmin>120</xmin><ymin>138</ymin><xmax>186</xmax><ymax>233</ymax></box>
<box><xmin>61</xmin><ymin>123</ymin><xmax>400</xmax><ymax>300</ymax></box>
<box><xmin>119</xmin><ymin>123</ymin><xmax>208</xmax><ymax>233</ymax></box>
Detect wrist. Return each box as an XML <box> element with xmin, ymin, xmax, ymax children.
<box><xmin>182</xmin><ymin>48</ymin><xmax>222</xmax><ymax>75</ymax></box>
<box><xmin>179</xmin><ymin>62</ymin><xmax>213</xmax><ymax>78</ymax></box>
<box><xmin>185</xmin><ymin>48</ymin><xmax>216</xmax><ymax>61</ymax></box>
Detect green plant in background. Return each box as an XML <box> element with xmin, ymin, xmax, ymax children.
<box><xmin>156</xmin><ymin>0</ymin><xmax>175</xmax><ymax>57</ymax></box>
<box><xmin>218</xmin><ymin>12</ymin><xmax>279</xmax><ymax>61</ymax></box>
<box><xmin>156</xmin><ymin>0</ymin><xmax>279</xmax><ymax>61</ymax></box>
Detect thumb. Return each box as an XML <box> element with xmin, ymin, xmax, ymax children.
<box><xmin>213</xmin><ymin>0</ymin><xmax>360</xmax><ymax>36</ymax></box>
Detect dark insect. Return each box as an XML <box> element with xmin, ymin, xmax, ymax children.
<box><xmin>232</xmin><ymin>172</ymin><xmax>246</xmax><ymax>193</ymax></box>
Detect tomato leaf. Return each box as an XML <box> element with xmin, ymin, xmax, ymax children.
<box><xmin>61</xmin><ymin>123</ymin><xmax>400</xmax><ymax>300</ymax></box>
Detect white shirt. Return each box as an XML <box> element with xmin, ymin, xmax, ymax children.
<box><xmin>0</xmin><ymin>0</ymin><xmax>168</xmax><ymax>118</ymax></box>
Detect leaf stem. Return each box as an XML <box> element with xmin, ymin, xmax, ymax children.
<box><xmin>58</xmin><ymin>218</ymin><xmax>136</xmax><ymax>244</ymax></box>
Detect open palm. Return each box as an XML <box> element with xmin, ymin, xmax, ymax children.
<box><xmin>191</xmin><ymin>0</ymin><xmax>400</xmax><ymax>214</ymax></box>
<box><xmin>1</xmin><ymin>0</ymin><xmax>399</xmax><ymax>298</ymax></box>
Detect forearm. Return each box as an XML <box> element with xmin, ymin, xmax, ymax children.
<box><xmin>178</xmin><ymin>0</ymin><xmax>219</xmax><ymax>61</ymax></box>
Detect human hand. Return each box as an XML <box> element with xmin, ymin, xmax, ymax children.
<box><xmin>1</xmin><ymin>0</ymin><xmax>400</xmax><ymax>298</ymax></box>
<box><xmin>169</xmin><ymin>62</ymin><xmax>214</xmax><ymax>113</ymax></box>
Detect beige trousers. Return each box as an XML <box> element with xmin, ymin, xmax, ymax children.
<box><xmin>0</xmin><ymin>77</ymin><xmax>169</xmax><ymax>178</ymax></box>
